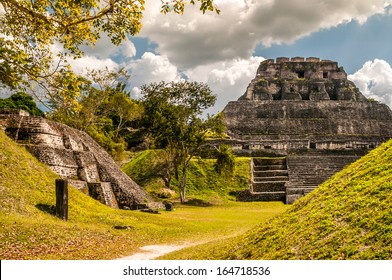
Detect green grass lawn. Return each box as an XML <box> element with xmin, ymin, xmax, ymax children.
<box><xmin>0</xmin><ymin>130</ymin><xmax>286</xmax><ymax>259</ymax></box>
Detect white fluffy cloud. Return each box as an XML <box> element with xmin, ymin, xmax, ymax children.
<box><xmin>349</xmin><ymin>59</ymin><xmax>392</xmax><ymax>108</ymax></box>
<box><xmin>50</xmin><ymin>42</ymin><xmax>120</xmax><ymax>76</ymax></box>
<box><xmin>123</xmin><ymin>52</ymin><xmax>264</xmax><ymax>113</ymax></box>
<box><xmin>126</xmin><ymin>52</ymin><xmax>181</xmax><ymax>97</ymax></box>
<box><xmin>69</xmin><ymin>56</ymin><xmax>119</xmax><ymax>75</ymax></box>
<box><xmin>81</xmin><ymin>35</ymin><xmax>137</xmax><ymax>60</ymax></box>
<box><xmin>187</xmin><ymin>56</ymin><xmax>265</xmax><ymax>113</ymax></box>
<box><xmin>139</xmin><ymin>0</ymin><xmax>389</xmax><ymax>68</ymax></box>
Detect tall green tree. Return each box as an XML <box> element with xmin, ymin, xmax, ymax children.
<box><xmin>141</xmin><ymin>81</ymin><xmax>224</xmax><ymax>203</ymax></box>
<box><xmin>0</xmin><ymin>91</ymin><xmax>44</xmax><ymax>116</ymax></box>
<box><xmin>107</xmin><ymin>92</ymin><xmax>143</xmax><ymax>139</ymax></box>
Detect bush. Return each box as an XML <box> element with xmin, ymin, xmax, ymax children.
<box><xmin>214</xmin><ymin>145</ymin><xmax>236</xmax><ymax>175</ymax></box>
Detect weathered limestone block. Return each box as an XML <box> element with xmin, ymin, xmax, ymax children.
<box><xmin>309</xmin><ymin>82</ymin><xmax>330</xmax><ymax>101</ymax></box>
<box><xmin>68</xmin><ymin>179</ymin><xmax>89</xmax><ymax>194</ymax></box>
<box><xmin>88</xmin><ymin>182</ymin><xmax>118</xmax><ymax>208</ymax></box>
<box><xmin>281</xmin><ymin>92</ymin><xmax>302</xmax><ymax>100</ymax></box>
<box><xmin>306</xmin><ymin>57</ymin><xmax>320</xmax><ymax>62</ymax></box>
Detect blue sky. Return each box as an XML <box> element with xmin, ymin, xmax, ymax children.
<box><xmin>254</xmin><ymin>12</ymin><xmax>392</xmax><ymax>74</ymax></box>
<box><xmin>43</xmin><ymin>0</ymin><xmax>392</xmax><ymax>113</ymax></box>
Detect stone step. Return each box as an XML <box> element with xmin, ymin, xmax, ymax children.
<box><xmin>286</xmin><ymin>188</ymin><xmax>317</xmax><ymax>204</ymax></box>
<box><xmin>238</xmin><ymin>190</ymin><xmax>286</xmax><ymax>202</ymax></box>
<box><xmin>254</xmin><ymin>164</ymin><xmax>287</xmax><ymax>171</ymax></box>
<box><xmin>286</xmin><ymin>187</ymin><xmax>316</xmax><ymax>195</ymax></box>
<box><xmin>253</xmin><ymin>170</ymin><xmax>289</xmax><ymax>177</ymax></box>
<box><xmin>289</xmin><ymin>178</ymin><xmax>325</xmax><ymax>184</ymax></box>
<box><xmin>253</xmin><ymin>158</ymin><xmax>286</xmax><ymax>166</ymax></box>
<box><xmin>253</xmin><ymin>176</ymin><xmax>289</xmax><ymax>182</ymax></box>
<box><xmin>253</xmin><ymin>181</ymin><xmax>286</xmax><ymax>192</ymax></box>
<box><xmin>286</xmin><ymin>194</ymin><xmax>303</xmax><ymax>204</ymax></box>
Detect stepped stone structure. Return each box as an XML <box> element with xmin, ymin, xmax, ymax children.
<box><xmin>222</xmin><ymin>57</ymin><xmax>392</xmax><ymax>203</ymax></box>
<box><xmin>0</xmin><ymin>109</ymin><xmax>154</xmax><ymax>210</ymax></box>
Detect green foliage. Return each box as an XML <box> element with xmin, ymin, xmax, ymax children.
<box><xmin>49</xmin><ymin>68</ymin><xmax>142</xmax><ymax>160</ymax></box>
<box><xmin>0</xmin><ymin>92</ymin><xmax>44</xmax><ymax>116</ymax></box>
<box><xmin>214</xmin><ymin>145</ymin><xmax>236</xmax><ymax>175</ymax></box>
<box><xmin>168</xmin><ymin>139</ymin><xmax>392</xmax><ymax>260</ymax></box>
<box><xmin>85</xmin><ymin>124</ymin><xmax>127</xmax><ymax>162</ymax></box>
<box><xmin>122</xmin><ymin>150</ymin><xmax>167</xmax><ymax>186</ymax></box>
<box><xmin>162</xmin><ymin>0</ymin><xmax>220</xmax><ymax>14</ymax></box>
<box><xmin>140</xmin><ymin>81</ymin><xmax>224</xmax><ymax>203</ymax></box>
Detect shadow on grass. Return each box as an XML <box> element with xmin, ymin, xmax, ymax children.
<box><xmin>184</xmin><ymin>198</ymin><xmax>213</xmax><ymax>207</ymax></box>
<box><xmin>35</xmin><ymin>203</ymin><xmax>55</xmax><ymax>215</ymax></box>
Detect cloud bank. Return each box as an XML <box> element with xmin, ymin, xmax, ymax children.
<box><xmin>139</xmin><ymin>0</ymin><xmax>389</xmax><ymax>68</ymax></box>
<box><xmin>349</xmin><ymin>59</ymin><xmax>392</xmax><ymax>108</ymax></box>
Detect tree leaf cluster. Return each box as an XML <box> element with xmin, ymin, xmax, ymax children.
<box><xmin>214</xmin><ymin>144</ymin><xmax>236</xmax><ymax>176</ymax></box>
<box><xmin>0</xmin><ymin>91</ymin><xmax>44</xmax><ymax>116</ymax></box>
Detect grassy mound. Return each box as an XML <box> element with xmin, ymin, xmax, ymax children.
<box><xmin>163</xmin><ymin>139</ymin><xmax>392</xmax><ymax>260</ymax></box>
<box><xmin>122</xmin><ymin>150</ymin><xmax>250</xmax><ymax>203</ymax></box>
<box><xmin>0</xmin><ymin>131</ymin><xmax>286</xmax><ymax>259</ymax></box>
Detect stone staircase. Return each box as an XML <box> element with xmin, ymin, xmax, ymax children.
<box><xmin>285</xmin><ymin>155</ymin><xmax>360</xmax><ymax>203</ymax></box>
<box><xmin>239</xmin><ymin>157</ymin><xmax>288</xmax><ymax>202</ymax></box>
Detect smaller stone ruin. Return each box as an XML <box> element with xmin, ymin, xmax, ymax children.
<box><xmin>0</xmin><ymin>109</ymin><xmax>155</xmax><ymax>210</ymax></box>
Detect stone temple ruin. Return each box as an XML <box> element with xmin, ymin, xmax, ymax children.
<box><xmin>0</xmin><ymin>109</ymin><xmax>153</xmax><ymax>210</ymax></box>
<box><xmin>222</xmin><ymin>57</ymin><xmax>392</xmax><ymax>203</ymax></box>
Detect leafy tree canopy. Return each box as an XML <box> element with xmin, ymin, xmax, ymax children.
<box><xmin>0</xmin><ymin>91</ymin><xmax>44</xmax><ymax>116</ymax></box>
<box><xmin>141</xmin><ymin>81</ymin><xmax>224</xmax><ymax>202</ymax></box>
<box><xmin>0</xmin><ymin>0</ymin><xmax>219</xmax><ymax>92</ymax></box>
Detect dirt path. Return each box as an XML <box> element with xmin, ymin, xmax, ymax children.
<box><xmin>117</xmin><ymin>243</ymin><xmax>194</xmax><ymax>260</ymax></box>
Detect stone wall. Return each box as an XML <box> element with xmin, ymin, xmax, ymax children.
<box><xmin>0</xmin><ymin>109</ymin><xmax>154</xmax><ymax>210</ymax></box>
<box><xmin>224</xmin><ymin>100</ymin><xmax>392</xmax><ymax>147</ymax></box>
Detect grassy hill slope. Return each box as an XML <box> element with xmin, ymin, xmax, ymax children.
<box><xmin>122</xmin><ymin>150</ymin><xmax>250</xmax><ymax>204</ymax></box>
<box><xmin>164</xmin><ymin>139</ymin><xmax>392</xmax><ymax>260</ymax></box>
<box><xmin>0</xmin><ymin>131</ymin><xmax>286</xmax><ymax>259</ymax></box>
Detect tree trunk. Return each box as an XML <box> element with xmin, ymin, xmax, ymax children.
<box><xmin>179</xmin><ymin>165</ymin><xmax>187</xmax><ymax>204</ymax></box>
<box><xmin>162</xmin><ymin>171</ymin><xmax>172</xmax><ymax>188</ymax></box>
